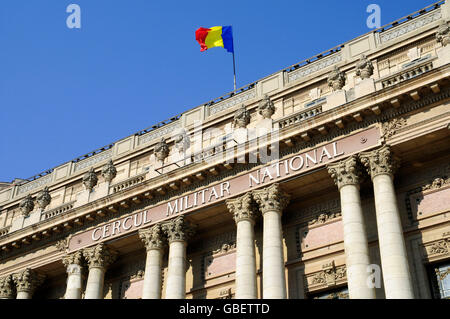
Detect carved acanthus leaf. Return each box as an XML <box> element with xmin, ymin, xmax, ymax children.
<box><xmin>382</xmin><ymin>117</ymin><xmax>407</xmax><ymax>139</ymax></box>
<box><xmin>226</xmin><ymin>193</ymin><xmax>258</xmax><ymax>224</ymax></box>
<box><xmin>12</xmin><ymin>268</ymin><xmax>45</xmax><ymax>293</ymax></box>
<box><xmin>308</xmin><ymin>211</ymin><xmax>342</xmax><ymax>225</ymax></box>
<box><xmin>0</xmin><ymin>275</ymin><xmax>14</xmax><ymax>299</ymax></box>
<box><xmin>327</xmin><ymin>155</ymin><xmax>363</xmax><ymax>189</ymax></box>
<box><xmin>252</xmin><ymin>183</ymin><xmax>290</xmax><ymax>215</ymax></box>
<box><xmin>139</xmin><ymin>223</ymin><xmax>165</xmax><ymax>250</ymax></box>
<box><xmin>82</xmin><ymin>243</ymin><xmax>117</xmax><ymax>269</ymax></box>
<box><xmin>161</xmin><ymin>216</ymin><xmax>196</xmax><ymax>243</ymax></box>
<box><xmin>422</xmin><ymin>176</ymin><xmax>450</xmax><ymax>191</ymax></box>
<box><xmin>359</xmin><ymin>145</ymin><xmax>400</xmax><ymax>179</ymax></box>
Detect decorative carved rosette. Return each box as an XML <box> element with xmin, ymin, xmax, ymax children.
<box><xmin>139</xmin><ymin>223</ymin><xmax>165</xmax><ymax>251</ymax></box>
<box><xmin>36</xmin><ymin>186</ymin><xmax>51</xmax><ymax>210</ymax></box>
<box><xmin>101</xmin><ymin>160</ymin><xmax>117</xmax><ymax>183</ymax></box>
<box><xmin>327</xmin><ymin>155</ymin><xmax>363</xmax><ymax>190</ymax></box>
<box><xmin>226</xmin><ymin>193</ymin><xmax>258</xmax><ymax>224</ymax></box>
<box><xmin>233</xmin><ymin>104</ymin><xmax>250</xmax><ymax>128</ymax></box>
<box><xmin>155</xmin><ymin>138</ymin><xmax>170</xmax><ymax>162</ymax></box>
<box><xmin>174</xmin><ymin>129</ymin><xmax>191</xmax><ymax>153</ymax></box>
<box><xmin>355</xmin><ymin>54</ymin><xmax>374</xmax><ymax>79</ymax></box>
<box><xmin>436</xmin><ymin>21</ymin><xmax>450</xmax><ymax>47</ymax></box>
<box><xmin>327</xmin><ymin>66</ymin><xmax>346</xmax><ymax>91</ymax></box>
<box><xmin>12</xmin><ymin>268</ymin><xmax>45</xmax><ymax>294</ymax></box>
<box><xmin>19</xmin><ymin>194</ymin><xmax>34</xmax><ymax>217</ymax></box>
<box><xmin>82</xmin><ymin>167</ymin><xmax>98</xmax><ymax>191</ymax></box>
<box><xmin>252</xmin><ymin>183</ymin><xmax>290</xmax><ymax>215</ymax></box>
<box><xmin>161</xmin><ymin>216</ymin><xmax>196</xmax><ymax>244</ymax></box>
<box><xmin>0</xmin><ymin>275</ymin><xmax>14</xmax><ymax>299</ymax></box>
<box><xmin>82</xmin><ymin>243</ymin><xmax>117</xmax><ymax>270</ymax></box>
<box><xmin>359</xmin><ymin>145</ymin><xmax>399</xmax><ymax>179</ymax></box>
<box><xmin>257</xmin><ymin>94</ymin><xmax>276</xmax><ymax>119</ymax></box>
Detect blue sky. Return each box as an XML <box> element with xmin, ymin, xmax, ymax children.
<box><xmin>0</xmin><ymin>0</ymin><xmax>435</xmax><ymax>182</ymax></box>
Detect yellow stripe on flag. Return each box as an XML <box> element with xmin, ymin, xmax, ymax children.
<box><xmin>205</xmin><ymin>26</ymin><xmax>224</xmax><ymax>49</ymax></box>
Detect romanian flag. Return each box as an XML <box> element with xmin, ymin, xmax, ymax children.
<box><xmin>195</xmin><ymin>26</ymin><xmax>234</xmax><ymax>53</ymax></box>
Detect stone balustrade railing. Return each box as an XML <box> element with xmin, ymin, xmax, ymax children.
<box><xmin>110</xmin><ymin>173</ymin><xmax>147</xmax><ymax>194</ymax></box>
<box><xmin>41</xmin><ymin>202</ymin><xmax>76</xmax><ymax>221</ymax></box>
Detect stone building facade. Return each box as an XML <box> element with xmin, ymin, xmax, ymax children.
<box><xmin>0</xmin><ymin>1</ymin><xmax>449</xmax><ymax>299</ymax></box>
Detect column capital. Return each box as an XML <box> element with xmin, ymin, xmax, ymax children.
<box><xmin>252</xmin><ymin>183</ymin><xmax>290</xmax><ymax>215</ymax></box>
<box><xmin>12</xmin><ymin>268</ymin><xmax>45</xmax><ymax>294</ymax></box>
<box><xmin>62</xmin><ymin>250</ymin><xmax>84</xmax><ymax>268</ymax></box>
<box><xmin>327</xmin><ymin>155</ymin><xmax>364</xmax><ymax>190</ymax></box>
<box><xmin>0</xmin><ymin>275</ymin><xmax>14</xmax><ymax>299</ymax></box>
<box><xmin>139</xmin><ymin>223</ymin><xmax>165</xmax><ymax>251</ymax></box>
<box><xmin>162</xmin><ymin>216</ymin><xmax>196</xmax><ymax>244</ymax></box>
<box><xmin>359</xmin><ymin>145</ymin><xmax>400</xmax><ymax>179</ymax></box>
<box><xmin>82</xmin><ymin>243</ymin><xmax>117</xmax><ymax>270</ymax></box>
<box><xmin>226</xmin><ymin>192</ymin><xmax>258</xmax><ymax>224</ymax></box>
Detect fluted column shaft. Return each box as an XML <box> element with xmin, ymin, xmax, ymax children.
<box><xmin>82</xmin><ymin>243</ymin><xmax>117</xmax><ymax>299</ymax></box>
<box><xmin>62</xmin><ymin>251</ymin><xmax>84</xmax><ymax>299</ymax></box>
<box><xmin>328</xmin><ymin>155</ymin><xmax>375</xmax><ymax>299</ymax></box>
<box><xmin>360</xmin><ymin>146</ymin><xmax>414</xmax><ymax>299</ymax></box>
<box><xmin>226</xmin><ymin>193</ymin><xmax>258</xmax><ymax>299</ymax></box>
<box><xmin>162</xmin><ymin>216</ymin><xmax>195</xmax><ymax>299</ymax></box>
<box><xmin>139</xmin><ymin>224</ymin><xmax>165</xmax><ymax>299</ymax></box>
<box><xmin>253</xmin><ymin>183</ymin><xmax>290</xmax><ymax>299</ymax></box>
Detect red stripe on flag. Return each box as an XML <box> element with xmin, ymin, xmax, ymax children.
<box><xmin>195</xmin><ymin>27</ymin><xmax>211</xmax><ymax>52</ymax></box>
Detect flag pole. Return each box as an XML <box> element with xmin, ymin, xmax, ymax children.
<box><xmin>232</xmin><ymin>51</ymin><xmax>237</xmax><ymax>92</ymax></box>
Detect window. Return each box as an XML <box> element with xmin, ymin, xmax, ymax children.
<box><xmin>428</xmin><ymin>261</ymin><xmax>450</xmax><ymax>299</ymax></box>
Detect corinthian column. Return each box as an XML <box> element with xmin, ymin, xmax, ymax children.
<box><xmin>226</xmin><ymin>193</ymin><xmax>258</xmax><ymax>299</ymax></box>
<box><xmin>162</xmin><ymin>216</ymin><xmax>195</xmax><ymax>299</ymax></box>
<box><xmin>12</xmin><ymin>268</ymin><xmax>45</xmax><ymax>299</ymax></box>
<box><xmin>359</xmin><ymin>145</ymin><xmax>414</xmax><ymax>299</ymax></box>
<box><xmin>82</xmin><ymin>243</ymin><xmax>117</xmax><ymax>299</ymax></box>
<box><xmin>139</xmin><ymin>223</ymin><xmax>165</xmax><ymax>299</ymax></box>
<box><xmin>328</xmin><ymin>155</ymin><xmax>375</xmax><ymax>299</ymax></box>
<box><xmin>62</xmin><ymin>251</ymin><xmax>84</xmax><ymax>299</ymax></box>
<box><xmin>252</xmin><ymin>183</ymin><xmax>290</xmax><ymax>299</ymax></box>
<box><xmin>0</xmin><ymin>275</ymin><xmax>15</xmax><ymax>299</ymax></box>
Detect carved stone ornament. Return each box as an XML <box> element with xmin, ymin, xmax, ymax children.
<box><xmin>82</xmin><ymin>243</ymin><xmax>118</xmax><ymax>269</ymax></box>
<box><xmin>0</xmin><ymin>275</ymin><xmax>14</xmax><ymax>299</ymax></box>
<box><xmin>212</xmin><ymin>242</ymin><xmax>236</xmax><ymax>255</ymax></box>
<box><xmin>308</xmin><ymin>211</ymin><xmax>342</xmax><ymax>225</ymax></box>
<box><xmin>252</xmin><ymin>183</ymin><xmax>290</xmax><ymax>215</ymax></box>
<box><xmin>155</xmin><ymin>137</ymin><xmax>170</xmax><ymax>162</ymax></box>
<box><xmin>233</xmin><ymin>104</ymin><xmax>251</xmax><ymax>128</ymax></box>
<box><xmin>62</xmin><ymin>251</ymin><xmax>84</xmax><ymax>268</ymax></box>
<box><xmin>327</xmin><ymin>155</ymin><xmax>363</xmax><ymax>190</ymax></box>
<box><xmin>427</xmin><ymin>239</ymin><xmax>449</xmax><ymax>256</ymax></box>
<box><xmin>174</xmin><ymin>129</ymin><xmax>191</xmax><ymax>153</ymax></box>
<box><xmin>226</xmin><ymin>192</ymin><xmax>258</xmax><ymax>224</ymax></box>
<box><xmin>139</xmin><ymin>223</ymin><xmax>165</xmax><ymax>251</ymax></box>
<box><xmin>257</xmin><ymin>94</ymin><xmax>276</xmax><ymax>119</ymax></box>
<box><xmin>101</xmin><ymin>160</ymin><xmax>117</xmax><ymax>183</ymax></box>
<box><xmin>382</xmin><ymin>117</ymin><xmax>407</xmax><ymax>139</ymax></box>
<box><xmin>55</xmin><ymin>238</ymin><xmax>69</xmax><ymax>252</ymax></box>
<box><xmin>436</xmin><ymin>21</ymin><xmax>450</xmax><ymax>47</ymax></box>
<box><xmin>19</xmin><ymin>194</ymin><xmax>34</xmax><ymax>217</ymax></box>
<box><xmin>82</xmin><ymin>167</ymin><xmax>98</xmax><ymax>191</ymax></box>
<box><xmin>36</xmin><ymin>186</ymin><xmax>51</xmax><ymax>210</ymax></box>
<box><xmin>310</xmin><ymin>261</ymin><xmax>346</xmax><ymax>287</ymax></box>
<box><xmin>355</xmin><ymin>54</ymin><xmax>374</xmax><ymax>79</ymax></box>
<box><xmin>359</xmin><ymin>145</ymin><xmax>399</xmax><ymax>179</ymax></box>
<box><xmin>12</xmin><ymin>268</ymin><xmax>46</xmax><ymax>294</ymax></box>
<box><xmin>327</xmin><ymin>66</ymin><xmax>346</xmax><ymax>91</ymax></box>
<box><xmin>422</xmin><ymin>176</ymin><xmax>450</xmax><ymax>191</ymax></box>
<box><xmin>161</xmin><ymin>215</ymin><xmax>196</xmax><ymax>243</ymax></box>
<box><xmin>130</xmin><ymin>270</ymin><xmax>145</xmax><ymax>280</ymax></box>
